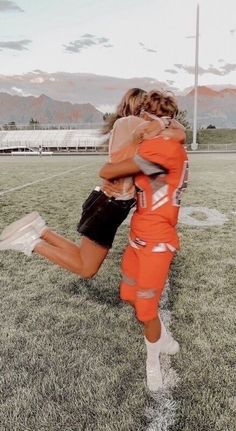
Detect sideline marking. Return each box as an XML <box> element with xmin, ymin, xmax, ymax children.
<box><xmin>179</xmin><ymin>206</ymin><xmax>228</xmax><ymax>226</ymax></box>
<box><xmin>123</xmin><ymin>207</ymin><xmax>228</xmax><ymax>227</ymax></box>
<box><xmin>0</xmin><ymin>164</ymin><xmax>93</xmax><ymax>197</ymax></box>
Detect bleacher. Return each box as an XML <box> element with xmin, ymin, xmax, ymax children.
<box><xmin>0</xmin><ymin>128</ymin><xmax>107</xmax><ymax>153</ymax></box>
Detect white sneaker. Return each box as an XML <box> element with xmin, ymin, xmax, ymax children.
<box><xmin>146</xmin><ymin>359</ymin><xmax>163</xmax><ymax>391</ymax></box>
<box><xmin>159</xmin><ymin>316</ymin><xmax>180</xmax><ymax>355</ymax></box>
<box><xmin>160</xmin><ymin>333</ymin><xmax>180</xmax><ymax>355</ymax></box>
<box><xmin>0</xmin><ymin>211</ymin><xmax>46</xmax><ymax>240</ymax></box>
<box><xmin>0</xmin><ymin>226</ymin><xmax>41</xmax><ymax>257</ymax></box>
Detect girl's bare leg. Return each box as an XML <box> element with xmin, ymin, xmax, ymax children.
<box><xmin>41</xmin><ymin>229</ymin><xmax>83</xmax><ymax>251</ymax></box>
<box><xmin>34</xmin><ymin>233</ymin><xmax>108</xmax><ymax>278</ymax></box>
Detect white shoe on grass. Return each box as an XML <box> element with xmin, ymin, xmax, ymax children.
<box><xmin>160</xmin><ymin>333</ymin><xmax>180</xmax><ymax>355</ymax></box>
<box><xmin>0</xmin><ymin>226</ymin><xmax>41</xmax><ymax>257</ymax></box>
<box><xmin>0</xmin><ymin>211</ymin><xmax>46</xmax><ymax>241</ymax></box>
<box><xmin>159</xmin><ymin>316</ymin><xmax>180</xmax><ymax>355</ymax></box>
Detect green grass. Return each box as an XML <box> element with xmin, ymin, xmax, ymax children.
<box><xmin>169</xmin><ymin>154</ymin><xmax>236</xmax><ymax>431</ymax></box>
<box><xmin>185</xmin><ymin>129</ymin><xmax>236</xmax><ymax>150</ymax></box>
<box><xmin>0</xmin><ymin>154</ymin><xmax>235</xmax><ymax>431</ymax></box>
<box><xmin>0</xmin><ymin>156</ymin><xmax>151</xmax><ymax>431</ymax></box>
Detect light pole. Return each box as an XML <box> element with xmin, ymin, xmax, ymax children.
<box><xmin>191</xmin><ymin>3</ymin><xmax>200</xmax><ymax>151</ymax></box>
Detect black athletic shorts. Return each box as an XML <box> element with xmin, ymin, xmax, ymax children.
<box><xmin>77</xmin><ymin>189</ymin><xmax>136</xmax><ymax>249</ymax></box>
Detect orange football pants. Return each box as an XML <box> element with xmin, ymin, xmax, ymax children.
<box><xmin>120</xmin><ymin>242</ymin><xmax>174</xmax><ymax>322</ymax></box>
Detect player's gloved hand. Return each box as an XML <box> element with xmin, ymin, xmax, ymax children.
<box><xmin>101</xmin><ymin>179</ymin><xmax>122</xmax><ymax>197</ymax></box>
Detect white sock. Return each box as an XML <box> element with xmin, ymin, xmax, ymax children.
<box><xmin>144</xmin><ymin>336</ymin><xmax>161</xmax><ymax>367</ymax></box>
<box><xmin>159</xmin><ymin>314</ymin><xmax>168</xmax><ymax>339</ymax></box>
<box><xmin>31</xmin><ymin>238</ymin><xmax>42</xmax><ymax>253</ymax></box>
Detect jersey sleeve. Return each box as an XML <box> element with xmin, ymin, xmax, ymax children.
<box><xmin>133</xmin><ymin>136</ymin><xmax>180</xmax><ymax>175</ymax></box>
<box><xmin>109</xmin><ymin>116</ymin><xmax>140</xmax><ymax>157</ymax></box>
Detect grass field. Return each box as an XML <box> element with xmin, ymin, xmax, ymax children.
<box><xmin>0</xmin><ymin>155</ymin><xmax>235</xmax><ymax>431</ymax></box>
<box><xmin>185</xmin><ymin>129</ymin><xmax>236</xmax><ymax>150</ymax></box>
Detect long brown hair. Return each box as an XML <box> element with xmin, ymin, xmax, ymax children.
<box><xmin>102</xmin><ymin>88</ymin><xmax>147</xmax><ymax>134</ymax></box>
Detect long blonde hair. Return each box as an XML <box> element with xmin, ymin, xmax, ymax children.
<box><xmin>103</xmin><ymin>88</ymin><xmax>147</xmax><ymax>134</ymax></box>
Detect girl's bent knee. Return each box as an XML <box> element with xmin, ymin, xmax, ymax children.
<box><xmin>79</xmin><ymin>266</ymin><xmax>98</xmax><ymax>279</ymax></box>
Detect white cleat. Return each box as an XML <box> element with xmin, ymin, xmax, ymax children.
<box><xmin>160</xmin><ymin>334</ymin><xmax>180</xmax><ymax>355</ymax></box>
<box><xmin>146</xmin><ymin>360</ymin><xmax>163</xmax><ymax>392</ymax></box>
<box><xmin>0</xmin><ymin>226</ymin><xmax>41</xmax><ymax>257</ymax></box>
<box><xmin>0</xmin><ymin>211</ymin><xmax>46</xmax><ymax>241</ymax></box>
<box><xmin>159</xmin><ymin>316</ymin><xmax>180</xmax><ymax>355</ymax></box>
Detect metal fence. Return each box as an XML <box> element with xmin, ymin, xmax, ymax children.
<box><xmin>0</xmin><ymin>123</ymin><xmax>104</xmax><ymax>131</ymax></box>
<box><xmin>187</xmin><ymin>143</ymin><xmax>236</xmax><ymax>152</ymax></box>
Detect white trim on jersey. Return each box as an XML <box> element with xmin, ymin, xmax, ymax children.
<box><xmin>152</xmin><ymin>184</ymin><xmax>168</xmax><ymax>208</ymax></box>
<box><xmin>152</xmin><ymin>196</ymin><xmax>169</xmax><ymax>210</ymax></box>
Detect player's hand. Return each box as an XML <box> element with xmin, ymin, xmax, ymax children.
<box><xmin>133</xmin><ymin>120</ymin><xmax>164</xmax><ymax>143</ymax></box>
<box><xmin>161</xmin><ymin>128</ymin><xmax>186</xmax><ymax>144</ymax></box>
<box><xmin>132</xmin><ymin>130</ymin><xmax>144</xmax><ymax>145</ymax></box>
<box><xmin>142</xmin><ymin>119</ymin><xmax>164</xmax><ymax>138</ymax></box>
<box><xmin>169</xmin><ymin>119</ymin><xmax>186</xmax><ymax>130</ymax></box>
<box><xmin>101</xmin><ymin>179</ymin><xmax>121</xmax><ymax>197</ymax></box>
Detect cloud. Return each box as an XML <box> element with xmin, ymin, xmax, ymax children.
<box><xmin>222</xmin><ymin>63</ymin><xmax>236</xmax><ymax>73</ymax></box>
<box><xmin>30</xmin><ymin>77</ymin><xmax>45</xmax><ymax>84</ymax></box>
<box><xmin>64</xmin><ymin>38</ymin><xmax>96</xmax><ymax>53</ymax></box>
<box><xmin>11</xmin><ymin>86</ymin><xmax>31</xmax><ymax>96</ymax></box>
<box><xmin>0</xmin><ymin>1</ymin><xmax>24</xmax><ymax>12</ymax></box>
<box><xmin>174</xmin><ymin>63</ymin><xmax>215</xmax><ymax>75</ymax></box>
<box><xmin>64</xmin><ymin>34</ymin><xmax>113</xmax><ymax>53</ymax></box>
<box><xmin>97</xmin><ymin>104</ymin><xmax>116</xmax><ymax>114</ymax></box>
<box><xmin>174</xmin><ymin>62</ymin><xmax>236</xmax><ymax>76</ymax></box>
<box><xmin>32</xmin><ymin>69</ymin><xmax>46</xmax><ymax>74</ymax></box>
<box><xmin>207</xmin><ymin>67</ymin><xmax>226</xmax><ymax>76</ymax></box>
<box><xmin>165</xmin><ymin>69</ymin><xmax>178</xmax><ymax>74</ymax></box>
<box><xmin>81</xmin><ymin>33</ymin><xmax>95</xmax><ymax>38</ymax></box>
<box><xmin>139</xmin><ymin>42</ymin><xmax>157</xmax><ymax>54</ymax></box>
<box><xmin>230</xmin><ymin>28</ymin><xmax>236</xmax><ymax>35</ymax></box>
<box><xmin>0</xmin><ymin>39</ymin><xmax>31</xmax><ymax>51</ymax></box>
<box><xmin>167</xmin><ymin>80</ymin><xmax>175</xmax><ymax>85</ymax></box>
<box><xmin>97</xmin><ymin>37</ymin><xmax>110</xmax><ymax>44</ymax></box>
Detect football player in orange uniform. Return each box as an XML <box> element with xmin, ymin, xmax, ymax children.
<box><xmin>100</xmin><ymin>90</ymin><xmax>188</xmax><ymax>391</ymax></box>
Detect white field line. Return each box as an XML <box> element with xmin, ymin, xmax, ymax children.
<box><xmin>0</xmin><ymin>164</ymin><xmax>93</xmax><ymax>197</ymax></box>
<box><xmin>146</xmin><ymin>280</ymin><xmax>179</xmax><ymax>431</ymax></box>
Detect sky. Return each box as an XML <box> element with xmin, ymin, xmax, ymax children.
<box><xmin>0</xmin><ymin>0</ymin><xmax>236</xmax><ymax>92</ymax></box>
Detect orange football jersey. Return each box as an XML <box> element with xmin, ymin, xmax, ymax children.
<box><xmin>131</xmin><ymin>136</ymin><xmax>189</xmax><ymax>248</ymax></box>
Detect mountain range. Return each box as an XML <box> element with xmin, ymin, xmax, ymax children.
<box><xmin>178</xmin><ymin>86</ymin><xmax>236</xmax><ymax>128</ymax></box>
<box><xmin>0</xmin><ymin>92</ymin><xmax>103</xmax><ymax>125</ymax></box>
<box><xmin>0</xmin><ymin>81</ymin><xmax>236</xmax><ymax>128</ymax></box>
